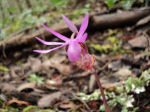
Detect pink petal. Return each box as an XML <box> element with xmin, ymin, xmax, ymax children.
<box><xmin>33</xmin><ymin>43</ymin><xmax>67</xmax><ymax>54</ymax></box>
<box><xmin>76</xmin><ymin>13</ymin><xmax>89</xmax><ymax>40</ymax></box>
<box><xmin>42</xmin><ymin>24</ymin><xmax>70</xmax><ymax>41</ymax></box>
<box><xmin>77</xmin><ymin>33</ymin><xmax>87</xmax><ymax>43</ymax></box>
<box><xmin>67</xmin><ymin>41</ymin><xmax>81</xmax><ymax>62</ymax></box>
<box><xmin>61</xmin><ymin>14</ymin><xmax>78</xmax><ymax>33</ymax></box>
<box><xmin>35</xmin><ymin>37</ymin><xmax>64</xmax><ymax>45</ymax></box>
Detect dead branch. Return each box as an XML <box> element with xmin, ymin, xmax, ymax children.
<box><xmin>90</xmin><ymin>7</ymin><xmax>150</xmax><ymax>29</ymax></box>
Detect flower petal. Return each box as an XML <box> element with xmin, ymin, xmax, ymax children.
<box><xmin>33</xmin><ymin>43</ymin><xmax>67</xmax><ymax>54</ymax></box>
<box><xmin>76</xmin><ymin>13</ymin><xmax>88</xmax><ymax>40</ymax></box>
<box><xmin>67</xmin><ymin>41</ymin><xmax>81</xmax><ymax>62</ymax></box>
<box><xmin>77</xmin><ymin>33</ymin><xmax>87</xmax><ymax>43</ymax></box>
<box><xmin>61</xmin><ymin>14</ymin><xmax>78</xmax><ymax>33</ymax></box>
<box><xmin>42</xmin><ymin>24</ymin><xmax>70</xmax><ymax>41</ymax></box>
<box><xmin>35</xmin><ymin>37</ymin><xmax>64</xmax><ymax>45</ymax></box>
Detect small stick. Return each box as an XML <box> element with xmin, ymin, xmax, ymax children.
<box><xmin>93</xmin><ymin>68</ymin><xmax>110</xmax><ymax>112</ymax></box>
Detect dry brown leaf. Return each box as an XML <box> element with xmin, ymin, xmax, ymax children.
<box><xmin>6</xmin><ymin>99</ymin><xmax>30</xmax><ymax>106</ymax></box>
<box><xmin>17</xmin><ymin>82</ymin><xmax>36</xmax><ymax>92</ymax></box>
<box><xmin>136</xmin><ymin>15</ymin><xmax>150</xmax><ymax>27</ymax></box>
<box><xmin>101</xmin><ymin>68</ymin><xmax>133</xmax><ymax>89</ymax></box>
<box><xmin>1</xmin><ymin>83</ymin><xmax>17</xmax><ymax>92</ymax></box>
<box><xmin>45</xmin><ymin>75</ymin><xmax>63</xmax><ymax>87</ymax></box>
<box><xmin>128</xmin><ymin>35</ymin><xmax>148</xmax><ymax>48</ymax></box>
<box><xmin>58</xmin><ymin>100</ymin><xmax>80</xmax><ymax>110</ymax></box>
<box><xmin>38</xmin><ymin>92</ymin><xmax>62</xmax><ymax>108</ymax></box>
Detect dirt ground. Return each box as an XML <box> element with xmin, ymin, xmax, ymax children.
<box><xmin>0</xmin><ymin>1</ymin><xmax>150</xmax><ymax>112</ymax></box>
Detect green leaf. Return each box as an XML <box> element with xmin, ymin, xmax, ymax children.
<box><xmin>0</xmin><ymin>30</ymin><xmax>6</xmax><ymax>41</ymax></box>
<box><xmin>0</xmin><ymin>65</ymin><xmax>8</xmax><ymax>72</ymax></box>
<box><xmin>107</xmin><ymin>36</ymin><xmax>117</xmax><ymax>44</ymax></box>
<box><xmin>8</xmin><ymin>7</ymin><xmax>17</xmax><ymax>13</ymax></box>
<box><xmin>140</xmin><ymin>69</ymin><xmax>150</xmax><ymax>86</ymax></box>
<box><xmin>3</xmin><ymin>106</ymin><xmax>19</xmax><ymax>112</ymax></box>
<box><xmin>2</xmin><ymin>17</ymin><xmax>9</xmax><ymax>27</ymax></box>
<box><xmin>51</xmin><ymin>0</ymin><xmax>67</xmax><ymax>8</ymax></box>
<box><xmin>131</xmin><ymin>107</ymin><xmax>139</xmax><ymax>112</ymax></box>
<box><xmin>121</xmin><ymin>106</ymin><xmax>128</xmax><ymax>112</ymax></box>
<box><xmin>106</xmin><ymin>0</ymin><xmax>117</xmax><ymax>8</ymax></box>
<box><xmin>125</xmin><ymin>77</ymin><xmax>145</xmax><ymax>93</ymax></box>
<box><xmin>91</xmin><ymin>44</ymin><xmax>111</xmax><ymax>53</ymax></box>
<box><xmin>23</xmin><ymin>105</ymin><xmax>55</xmax><ymax>112</ymax></box>
<box><xmin>22</xmin><ymin>106</ymin><xmax>39</xmax><ymax>112</ymax></box>
<box><xmin>121</xmin><ymin>0</ymin><xmax>136</xmax><ymax>9</ymax></box>
<box><xmin>78</xmin><ymin>90</ymin><xmax>101</xmax><ymax>101</ymax></box>
<box><xmin>99</xmin><ymin>104</ymin><xmax>105</xmax><ymax>111</ymax></box>
<box><xmin>72</xmin><ymin>4</ymin><xmax>90</xmax><ymax>19</ymax></box>
<box><xmin>28</xmin><ymin>74</ymin><xmax>44</xmax><ymax>85</ymax></box>
<box><xmin>32</xmin><ymin>5</ymin><xmax>48</xmax><ymax>15</ymax></box>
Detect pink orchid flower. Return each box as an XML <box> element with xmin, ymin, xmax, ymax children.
<box><xmin>34</xmin><ymin>13</ymin><xmax>95</xmax><ymax>70</ymax></box>
<box><xmin>34</xmin><ymin>13</ymin><xmax>110</xmax><ymax>112</ymax></box>
<box><xmin>34</xmin><ymin>13</ymin><xmax>88</xmax><ymax>61</ymax></box>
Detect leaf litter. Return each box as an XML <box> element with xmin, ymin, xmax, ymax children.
<box><xmin>1</xmin><ymin>6</ymin><xmax>150</xmax><ymax>112</ymax></box>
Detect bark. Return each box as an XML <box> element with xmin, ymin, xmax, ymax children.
<box><xmin>90</xmin><ymin>7</ymin><xmax>150</xmax><ymax>29</ymax></box>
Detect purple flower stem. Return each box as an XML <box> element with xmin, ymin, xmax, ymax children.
<box><xmin>93</xmin><ymin>68</ymin><xmax>110</xmax><ymax>112</ymax></box>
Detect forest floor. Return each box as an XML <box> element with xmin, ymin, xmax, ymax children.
<box><xmin>0</xmin><ymin>1</ymin><xmax>150</xmax><ymax>112</ymax></box>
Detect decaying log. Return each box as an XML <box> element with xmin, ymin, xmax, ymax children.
<box><xmin>0</xmin><ymin>7</ymin><xmax>150</xmax><ymax>57</ymax></box>
<box><xmin>90</xmin><ymin>7</ymin><xmax>150</xmax><ymax>29</ymax></box>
